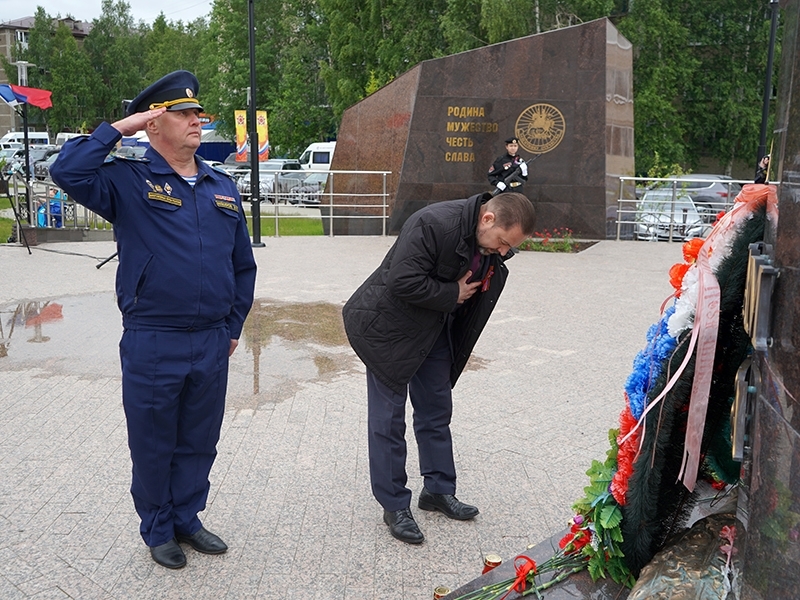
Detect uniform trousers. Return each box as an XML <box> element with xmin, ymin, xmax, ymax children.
<box><xmin>366</xmin><ymin>327</ymin><xmax>457</xmax><ymax>511</ymax></box>
<box><xmin>120</xmin><ymin>327</ymin><xmax>229</xmax><ymax>547</ymax></box>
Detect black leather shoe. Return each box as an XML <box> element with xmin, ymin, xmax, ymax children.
<box><xmin>383</xmin><ymin>508</ymin><xmax>424</xmax><ymax>544</ymax></box>
<box><xmin>176</xmin><ymin>527</ymin><xmax>228</xmax><ymax>554</ymax></box>
<box><xmin>418</xmin><ymin>487</ymin><xmax>479</xmax><ymax>520</ymax></box>
<box><xmin>150</xmin><ymin>538</ymin><xmax>186</xmax><ymax>569</ymax></box>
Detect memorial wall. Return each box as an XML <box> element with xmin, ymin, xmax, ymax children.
<box><xmin>329</xmin><ymin>18</ymin><xmax>634</xmax><ymax>237</ymax></box>
<box><xmin>740</xmin><ymin>0</ymin><xmax>800</xmax><ymax>597</ymax></box>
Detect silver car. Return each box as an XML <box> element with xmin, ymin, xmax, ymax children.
<box><xmin>635</xmin><ymin>190</ymin><xmax>704</xmax><ymax>241</ymax></box>
<box><xmin>656</xmin><ymin>175</ymin><xmax>741</xmax><ymax>223</ymax></box>
<box><xmin>237</xmin><ymin>160</ymin><xmax>306</xmax><ymax>202</ymax></box>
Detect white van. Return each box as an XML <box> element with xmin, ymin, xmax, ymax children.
<box><xmin>0</xmin><ymin>131</ymin><xmax>50</xmax><ymax>146</ymax></box>
<box><xmin>298</xmin><ymin>141</ymin><xmax>336</xmax><ymax>170</ymax></box>
<box><xmin>55</xmin><ymin>132</ymin><xmax>85</xmax><ymax>146</ymax></box>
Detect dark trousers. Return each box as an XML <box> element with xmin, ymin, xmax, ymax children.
<box><xmin>367</xmin><ymin>328</ymin><xmax>457</xmax><ymax>511</ymax></box>
<box><xmin>120</xmin><ymin>327</ymin><xmax>229</xmax><ymax>547</ymax></box>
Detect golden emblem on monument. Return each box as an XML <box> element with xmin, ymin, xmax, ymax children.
<box><xmin>515</xmin><ymin>103</ymin><xmax>565</xmax><ymax>154</ymax></box>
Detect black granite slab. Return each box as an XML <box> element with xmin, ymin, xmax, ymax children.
<box><xmin>734</xmin><ymin>2</ymin><xmax>800</xmax><ymax>597</ymax></box>
<box><xmin>443</xmin><ymin>529</ymin><xmax>630</xmax><ymax>600</ymax></box>
<box><xmin>331</xmin><ymin>18</ymin><xmax>634</xmax><ymax>237</ymax></box>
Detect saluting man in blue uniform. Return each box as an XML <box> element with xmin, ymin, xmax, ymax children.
<box><xmin>51</xmin><ymin>71</ymin><xmax>257</xmax><ymax>569</ymax></box>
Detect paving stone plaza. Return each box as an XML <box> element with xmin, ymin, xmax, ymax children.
<box><xmin>0</xmin><ymin>237</ymin><xmax>680</xmax><ymax>599</ymax></box>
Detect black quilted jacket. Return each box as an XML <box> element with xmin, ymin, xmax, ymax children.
<box><xmin>342</xmin><ymin>193</ymin><xmax>510</xmax><ymax>393</ymax></box>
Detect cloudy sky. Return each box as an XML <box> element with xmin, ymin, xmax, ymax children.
<box><xmin>2</xmin><ymin>1</ymin><xmax>214</xmax><ymax>25</ymax></box>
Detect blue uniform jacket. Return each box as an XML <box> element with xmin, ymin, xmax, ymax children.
<box><xmin>51</xmin><ymin>122</ymin><xmax>257</xmax><ymax>339</ymax></box>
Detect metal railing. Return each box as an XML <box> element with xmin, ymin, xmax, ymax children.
<box><xmin>7</xmin><ymin>172</ymin><xmax>111</xmax><ymax>232</ymax></box>
<box><xmin>614</xmin><ymin>176</ymin><xmax>754</xmax><ymax>242</ymax></box>
<box><xmin>6</xmin><ymin>168</ymin><xmax>391</xmax><ymax>239</ymax></box>
<box><xmin>234</xmin><ymin>168</ymin><xmax>391</xmax><ymax>237</ymax></box>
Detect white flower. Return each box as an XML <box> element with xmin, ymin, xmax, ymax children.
<box><xmin>668</xmin><ymin>267</ymin><xmax>699</xmax><ymax>337</ymax></box>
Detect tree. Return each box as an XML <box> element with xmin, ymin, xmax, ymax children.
<box><xmin>440</xmin><ymin>0</ymin><xmax>486</xmax><ymax>52</ymax></box>
<box><xmin>480</xmin><ymin>0</ymin><xmax>535</xmax><ymax>44</ymax></box>
<box><xmin>678</xmin><ymin>0</ymin><xmax>778</xmax><ymax>174</ymax></box>
<box><xmin>618</xmin><ymin>0</ymin><xmax>698</xmax><ymax>175</ymax></box>
<box><xmin>269</xmin><ymin>0</ymin><xmax>336</xmax><ymax>155</ymax></box>
<box><xmin>47</xmin><ymin>23</ymin><xmax>98</xmax><ymax>132</ymax></box>
<box><xmin>374</xmin><ymin>0</ymin><xmax>449</xmax><ymax>75</ymax></box>
<box><xmin>317</xmin><ymin>0</ymin><xmax>381</xmax><ymax>117</ymax></box>
<box><xmin>142</xmin><ymin>14</ymin><xmax>210</xmax><ymax>84</ymax></box>
<box><xmin>201</xmin><ymin>0</ymin><xmax>285</xmax><ymax>144</ymax></box>
<box><xmin>83</xmin><ymin>0</ymin><xmax>148</xmax><ymax>123</ymax></box>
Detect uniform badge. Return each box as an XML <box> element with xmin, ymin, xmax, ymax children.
<box><xmin>214</xmin><ymin>194</ymin><xmax>238</xmax><ymax>212</ymax></box>
<box><xmin>164</xmin><ymin>183</ymin><xmax>172</xmax><ymax>195</ymax></box>
<box><xmin>145</xmin><ymin>179</ymin><xmax>156</xmax><ymax>191</ymax></box>
<box><xmin>148</xmin><ymin>192</ymin><xmax>182</xmax><ymax>206</ymax></box>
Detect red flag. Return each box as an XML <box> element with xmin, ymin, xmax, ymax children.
<box><xmin>9</xmin><ymin>84</ymin><xmax>53</xmax><ymax>110</ymax></box>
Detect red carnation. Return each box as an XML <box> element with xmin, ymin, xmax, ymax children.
<box><xmin>669</xmin><ymin>263</ymin><xmax>691</xmax><ymax>295</ymax></box>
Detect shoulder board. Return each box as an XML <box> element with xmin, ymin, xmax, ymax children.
<box><xmin>211</xmin><ymin>165</ymin><xmax>235</xmax><ymax>179</ymax></box>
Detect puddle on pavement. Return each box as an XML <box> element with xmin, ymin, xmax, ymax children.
<box><xmin>0</xmin><ymin>294</ymin><xmax>359</xmax><ymax>407</ymax></box>
<box><xmin>0</xmin><ymin>294</ymin><xmax>122</xmax><ymax>378</ymax></box>
<box><xmin>230</xmin><ymin>299</ymin><xmax>359</xmax><ymax>408</ymax></box>
<box><xmin>1</xmin><ymin>294</ymin><xmax>486</xmax><ymax>407</ymax></box>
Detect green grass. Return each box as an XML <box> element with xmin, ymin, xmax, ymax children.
<box><xmin>0</xmin><ymin>195</ymin><xmax>323</xmax><ymax>242</ymax></box>
<box><xmin>1</xmin><ymin>195</ymin><xmax>14</xmax><ymax>243</ymax></box>
<box><xmin>245</xmin><ymin>216</ymin><xmax>324</xmax><ymax>236</ymax></box>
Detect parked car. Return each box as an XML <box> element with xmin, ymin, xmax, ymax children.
<box><xmin>113</xmin><ymin>146</ymin><xmax>148</xmax><ymax>159</ymax></box>
<box><xmin>199</xmin><ymin>159</ymin><xmax>225</xmax><ymax>171</ymax></box>
<box><xmin>288</xmin><ymin>172</ymin><xmax>329</xmax><ymax>205</ymax></box>
<box><xmin>0</xmin><ymin>131</ymin><xmax>50</xmax><ymax>146</ymax></box>
<box><xmin>29</xmin><ymin>146</ymin><xmax>60</xmax><ymax>178</ymax></box>
<box><xmin>634</xmin><ymin>190</ymin><xmax>704</xmax><ymax>241</ymax></box>
<box><xmin>684</xmin><ymin>223</ymin><xmax>714</xmax><ymax>240</ymax></box>
<box><xmin>34</xmin><ymin>151</ymin><xmax>61</xmax><ymax>181</ymax></box>
<box><xmin>0</xmin><ymin>145</ymin><xmax>56</xmax><ymax>177</ymax></box>
<box><xmin>650</xmin><ymin>175</ymin><xmax>742</xmax><ymax>223</ymax></box>
<box><xmin>222</xmin><ymin>152</ymin><xmax>247</xmax><ymax>175</ymax></box>
<box><xmin>237</xmin><ymin>159</ymin><xmax>305</xmax><ymax>201</ymax></box>
<box><xmin>0</xmin><ymin>147</ymin><xmax>25</xmax><ymax>175</ymax></box>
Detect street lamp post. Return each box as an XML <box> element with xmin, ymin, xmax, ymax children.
<box><xmin>757</xmin><ymin>0</ymin><xmax>780</xmax><ymax>164</ymax></box>
<box><xmin>12</xmin><ymin>60</ymin><xmax>34</xmax><ymax>224</ymax></box>
<box><xmin>248</xmin><ymin>0</ymin><xmax>265</xmax><ymax>248</ymax></box>
<box><xmin>13</xmin><ymin>61</ymin><xmax>34</xmax><ymax>187</ymax></box>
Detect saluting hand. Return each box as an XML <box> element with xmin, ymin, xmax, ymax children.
<box><xmin>111</xmin><ymin>107</ymin><xmax>167</xmax><ymax>136</ymax></box>
<box><xmin>457</xmin><ymin>270</ymin><xmax>481</xmax><ymax>304</ymax></box>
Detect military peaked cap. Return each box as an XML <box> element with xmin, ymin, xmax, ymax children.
<box><xmin>505</xmin><ymin>137</ymin><xmax>519</xmax><ymax>144</ymax></box>
<box><xmin>126</xmin><ymin>70</ymin><xmax>203</xmax><ymax>116</ymax></box>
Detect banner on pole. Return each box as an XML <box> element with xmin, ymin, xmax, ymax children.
<box><xmin>256</xmin><ymin>110</ymin><xmax>269</xmax><ymax>161</ymax></box>
<box><xmin>234</xmin><ymin>110</ymin><xmax>248</xmax><ymax>162</ymax></box>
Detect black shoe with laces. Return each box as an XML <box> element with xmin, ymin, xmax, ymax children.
<box><xmin>418</xmin><ymin>487</ymin><xmax>479</xmax><ymax>520</ymax></box>
<box><xmin>383</xmin><ymin>507</ymin><xmax>425</xmax><ymax>544</ymax></box>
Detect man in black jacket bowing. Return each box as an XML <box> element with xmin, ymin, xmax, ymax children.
<box><xmin>342</xmin><ymin>192</ymin><xmax>535</xmax><ymax>544</ymax></box>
